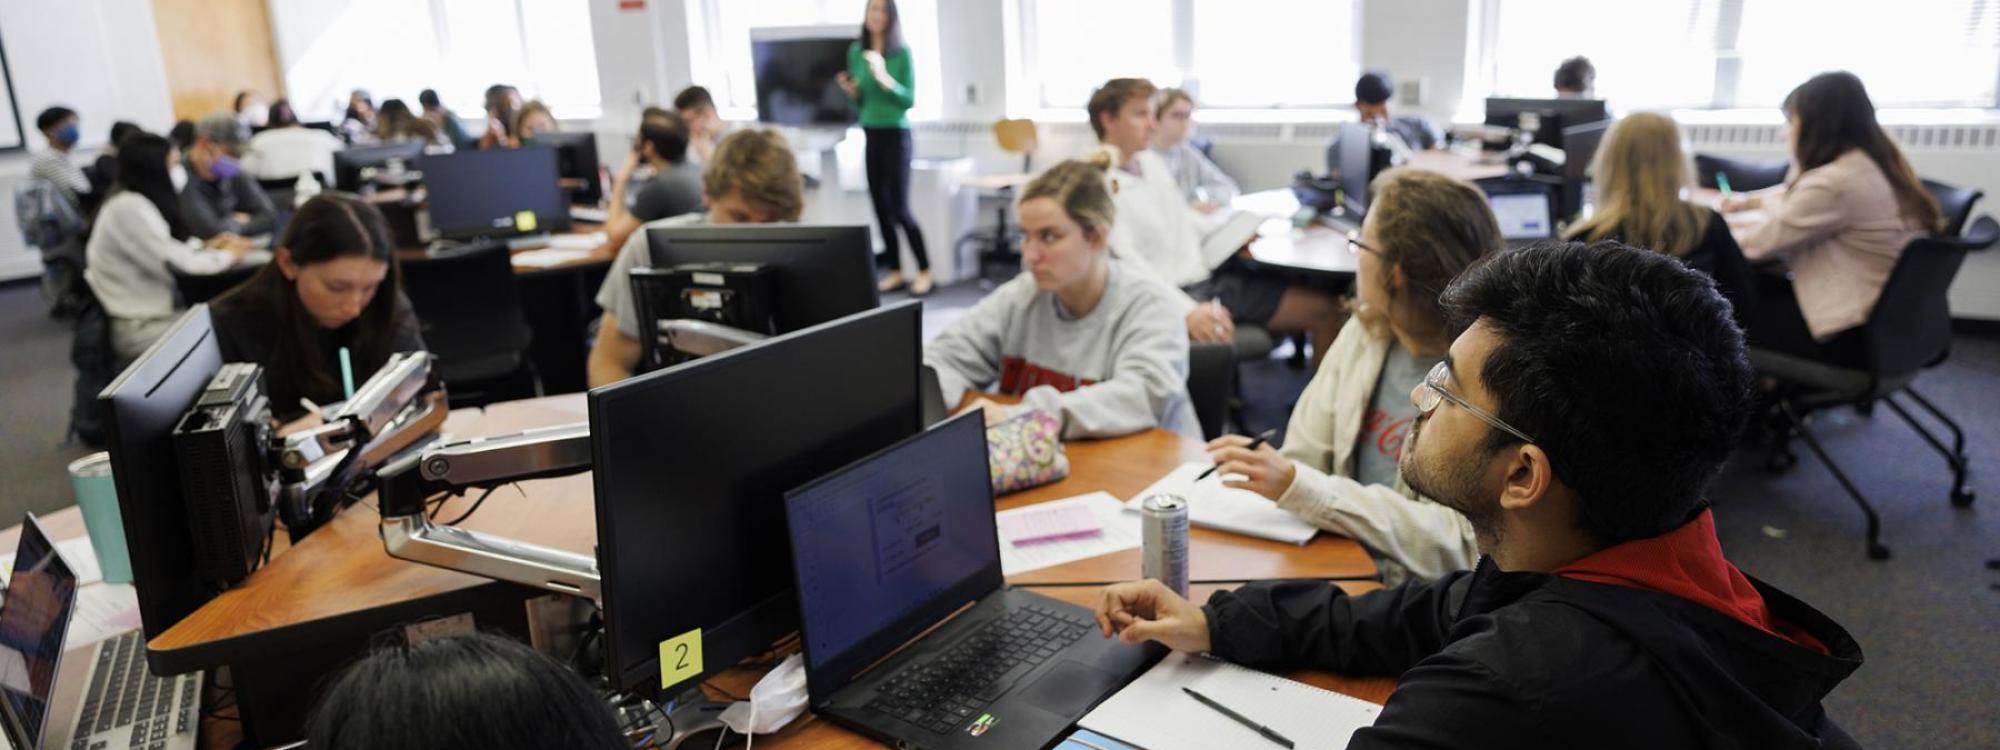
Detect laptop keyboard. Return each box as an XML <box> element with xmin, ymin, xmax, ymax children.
<box><xmin>70</xmin><ymin>630</ymin><xmax>197</xmax><ymax>750</ymax></box>
<box><xmin>865</xmin><ymin>603</ymin><xmax>1093</xmax><ymax>735</ymax></box>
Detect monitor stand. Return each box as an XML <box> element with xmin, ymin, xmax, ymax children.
<box><xmin>662</xmin><ymin>688</ymin><xmax>738</xmax><ymax>749</ymax></box>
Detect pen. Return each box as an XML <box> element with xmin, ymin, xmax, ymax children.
<box><xmin>1716</xmin><ymin>172</ymin><xmax>1733</xmax><ymax>199</ymax></box>
<box><xmin>1181</xmin><ymin>686</ymin><xmax>1295</xmax><ymax>749</ymax></box>
<box><xmin>1197</xmin><ymin>428</ymin><xmax>1277</xmax><ymax>481</ymax></box>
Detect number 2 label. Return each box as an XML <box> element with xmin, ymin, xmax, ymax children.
<box><xmin>658</xmin><ymin>628</ymin><xmax>703</xmax><ymax>689</ymax></box>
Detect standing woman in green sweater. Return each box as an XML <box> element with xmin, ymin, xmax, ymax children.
<box><xmin>838</xmin><ymin>0</ymin><xmax>932</xmax><ymax>296</ymax></box>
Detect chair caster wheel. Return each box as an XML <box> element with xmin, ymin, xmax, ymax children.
<box><xmin>1951</xmin><ymin>488</ymin><xmax>1975</xmax><ymax>507</ymax></box>
<box><xmin>1867</xmin><ymin>544</ymin><xmax>1891</xmax><ymax>561</ymax></box>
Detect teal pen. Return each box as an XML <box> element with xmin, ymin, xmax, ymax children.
<box><xmin>1716</xmin><ymin>172</ymin><xmax>1734</xmax><ymax>198</ymax></box>
<box><xmin>339</xmin><ymin>346</ymin><xmax>356</xmax><ymax>399</ymax></box>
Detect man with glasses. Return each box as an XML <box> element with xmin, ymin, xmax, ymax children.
<box><xmin>1100</xmin><ymin>241</ymin><xmax>1862</xmax><ymax>748</ymax></box>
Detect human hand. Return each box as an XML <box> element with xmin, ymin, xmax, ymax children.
<box><xmin>959</xmin><ymin>397</ymin><xmax>1011</xmax><ymax>427</ymax></box>
<box><xmin>1205</xmin><ymin>434</ymin><xmax>1295</xmax><ymax>501</ymax></box>
<box><xmin>1720</xmin><ymin>194</ymin><xmax>1762</xmax><ymax>213</ymax></box>
<box><xmin>208</xmin><ymin>233</ymin><xmax>253</xmax><ymax>256</ymax></box>
<box><xmin>1191</xmin><ymin>200</ymin><xmax>1221</xmax><ymax>214</ymax></box>
<box><xmin>618</xmin><ymin>149</ymin><xmax>642</xmax><ymax>179</ymax></box>
<box><xmin>836</xmin><ymin>71</ymin><xmax>859</xmax><ymax>98</ymax></box>
<box><xmin>1186</xmin><ymin>301</ymin><xmax>1235</xmax><ymax>344</ymax></box>
<box><xmin>1094</xmin><ymin>579</ymin><xmax>1212</xmax><ymax>653</ymax></box>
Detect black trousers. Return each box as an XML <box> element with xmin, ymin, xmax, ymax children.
<box><xmin>1748</xmin><ymin>274</ymin><xmax>1869</xmax><ymax>369</ymax></box>
<box><xmin>864</xmin><ymin>127</ymin><xmax>929</xmax><ymax>271</ymax></box>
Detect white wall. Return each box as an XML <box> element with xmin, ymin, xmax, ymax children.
<box><xmin>0</xmin><ymin>0</ymin><xmax>175</xmax><ymax>282</ymax></box>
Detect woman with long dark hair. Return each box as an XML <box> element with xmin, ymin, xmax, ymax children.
<box><xmin>1724</xmin><ymin>71</ymin><xmax>1943</xmax><ymax>367</ymax></box>
<box><xmin>210</xmin><ymin>193</ymin><xmax>424</xmax><ymax>422</ymax></box>
<box><xmin>837</xmin><ymin>0</ymin><xmax>932</xmax><ymax>296</ymax></box>
<box><xmin>84</xmin><ymin>132</ymin><xmax>253</xmax><ymax>361</ymax></box>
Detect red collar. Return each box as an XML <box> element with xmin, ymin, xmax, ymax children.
<box><xmin>1555</xmin><ymin>509</ymin><xmax>1828</xmax><ymax>655</ymax></box>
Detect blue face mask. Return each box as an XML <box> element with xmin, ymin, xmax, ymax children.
<box><xmin>53</xmin><ymin>123</ymin><xmax>80</xmax><ymax>147</ymax></box>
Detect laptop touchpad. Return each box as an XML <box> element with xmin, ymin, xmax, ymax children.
<box><xmin>1018</xmin><ymin>661</ymin><xmax>1120</xmax><ymax>715</ymax></box>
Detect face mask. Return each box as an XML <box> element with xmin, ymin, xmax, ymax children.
<box><xmin>53</xmin><ymin>123</ymin><xmax>80</xmax><ymax>148</ymax></box>
<box><xmin>716</xmin><ymin>653</ymin><xmax>807</xmax><ymax>735</ymax></box>
<box><xmin>242</xmin><ymin>107</ymin><xmax>268</xmax><ymax>128</ymax></box>
<box><xmin>169</xmin><ymin>165</ymin><xmax>189</xmax><ymax>192</ymax></box>
<box><xmin>211</xmin><ymin>156</ymin><xmax>242</xmax><ymax>180</ymax></box>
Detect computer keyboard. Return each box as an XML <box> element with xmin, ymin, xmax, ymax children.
<box><xmin>70</xmin><ymin>630</ymin><xmax>197</xmax><ymax>750</ymax></box>
<box><xmin>865</xmin><ymin>603</ymin><xmax>1092</xmax><ymax>734</ymax></box>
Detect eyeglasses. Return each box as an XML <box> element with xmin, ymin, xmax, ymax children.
<box><xmin>1413</xmin><ymin>360</ymin><xmax>1537</xmax><ymax>445</ymax></box>
<box><xmin>1346</xmin><ymin>229</ymin><xmax>1384</xmax><ymax>259</ymax></box>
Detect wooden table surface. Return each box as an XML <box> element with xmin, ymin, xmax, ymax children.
<box><xmin>1232</xmin><ymin>148</ymin><xmax>1509</xmax><ymax>278</ymax></box>
<box><xmin>391</xmin><ymin>222</ymin><xmax>614</xmax><ymax>274</ymax></box>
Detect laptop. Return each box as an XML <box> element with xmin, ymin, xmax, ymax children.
<box><xmin>0</xmin><ymin>515</ymin><xmax>199</xmax><ymax>750</ymax></box>
<box><xmin>1481</xmin><ymin>180</ymin><xmax>1559</xmax><ymax>246</ymax></box>
<box><xmin>783</xmin><ymin>412</ymin><xmax>1158</xmax><ymax>749</ymax></box>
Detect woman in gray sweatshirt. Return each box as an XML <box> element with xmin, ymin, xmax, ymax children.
<box><xmin>926</xmin><ymin>159</ymin><xmax>1199</xmax><ymax>440</ymax></box>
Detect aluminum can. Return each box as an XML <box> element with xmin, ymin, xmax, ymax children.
<box><xmin>1140</xmin><ymin>493</ymin><xmax>1190</xmax><ymax>596</ymax></box>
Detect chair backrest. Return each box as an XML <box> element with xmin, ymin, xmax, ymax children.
<box><xmin>170</xmin><ymin>264</ymin><xmax>260</xmax><ymax>306</ymax></box>
<box><xmin>1920</xmin><ymin>177</ymin><xmax>1982</xmax><ymax>237</ymax></box>
<box><xmin>398</xmin><ymin>240</ymin><xmax>533</xmax><ymax>374</ymax></box>
<box><xmin>994</xmin><ymin>119</ymin><xmax>1038</xmax><ymax>171</ymax></box>
<box><xmin>1185</xmin><ymin>341</ymin><xmax>1236</xmax><ymax>440</ymax></box>
<box><xmin>1865</xmin><ymin>234</ymin><xmax>1970</xmax><ymax>377</ymax></box>
<box><xmin>1693</xmin><ymin>153</ymin><xmax>1788</xmax><ymax>192</ymax></box>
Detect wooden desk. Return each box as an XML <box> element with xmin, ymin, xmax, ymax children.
<box><xmin>1232</xmin><ymin>148</ymin><xmax>1510</xmax><ymax>278</ymax></box>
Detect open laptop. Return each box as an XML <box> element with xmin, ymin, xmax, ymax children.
<box><xmin>0</xmin><ymin>515</ymin><xmax>198</xmax><ymax>750</ymax></box>
<box><xmin>1481</xmin><ymin>179</ymin><xmax>1559</xmax><ymax>247</ymax></box>
<box><xmin>783</xmin><ymin>412</ymin><xmax>1157</xmax><ymax>749</ymax></box>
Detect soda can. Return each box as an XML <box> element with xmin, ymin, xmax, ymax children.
<box><xmin>1140</xmin><ymin>493</ymin><xmax>1190</xmax><ymax>597</ymax></box>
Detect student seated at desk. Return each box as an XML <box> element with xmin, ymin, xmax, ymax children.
<box><xmin>1206</xmin><ymin>168</ymin><xmax>1500</xmax><ymax>583</ymax></box>
<box><xmin>1087</xmin><ymin>78</ymin><xmax>1344</xmax><ymax>369</ymax></box>
<box><xmin>587</xmin><ymin>128</ymin><xmax>804</xmax><ymax>386</ymax></box>
<box><xmin>510</xmin><ymin>100</ymin><xmax>560</xmax><ymax>148</ymax></box>
<box><xmin>210</xmin><ymin>193</ymin><xmax>425</xmax><ymax>423</ymax></box>
<box><xmin>1554</xmin><ymin>55</ymin><xmax>1596</xmax><ymax>98</ymax></box>
<box><xmin>1150</xmin><ymin>88</ymin><xmax>1239</xmax><ymax>211</ymax></box>
<box><xmin>374</xmin><ymin>98</ymin><xmax>448</xmax><ymax>150</ymax></box>
<box><xmin>477</xmin><ymin>83</ymin><xmax>525</xmax><ymax>150</ymax></box>
<box><xmin>243</xmin><ymin>100</ymin><xmax>343</xmax><ymax>183</ymax></box>
<box><xmin>179</xmin><ymin>114</ymin><xmax>279</xmax><ymax>240</ymax></box>
<box><xmin>1565</xmin><ymin>112</ymin><xmax>1756</xmax><ymax>324</ymax></box>
<box><xmin>420</xmin><ymin>88</ymin><xmax>475</xmax><ymax>150</ymax></box>
<box><xmin>1324</xmin><ymin>71</ymin><xmax>1443</xmax><ymax>175</ymax></box>
<box><xmin>1723</xmin><ymin>71</ymin><xmax>1941</xmax><ymax>368</ymax></box>
<box><xmin>1096</xmin><ymin>242</ymin><xmax>1863</xmax><ymax>749</ymax></box>
<box><xmin>305</xmin><ymin>632</ymin><xmax>626</xmax><ymax>750</ymax></box>
<box><xmin>340</xmin><ymin>89</ymin><xmax>377</xmax><ymax>145</ymax></box>
<box><xmin>600</xmin><ymin>109</ymin><xmax>704</xmax><ymax>256</ymax></box>
<box><xmin>90</xmin><ymin>120</ymin><xmax>146</xmax><ymax>191</ymax></box>
<box><xmin>674</xmin><ymin>85</ymin><xmax>733</xmax><ymax>167</ymax></box>
<box><xmin>86</xmin><ymin>133</ymin><xmax>254</xmax><ymax>362</ymax></box>
<box><xmin>927</xmin><ymin>160</ymin><xmax>1199</xmax><ymax>440</ymax></box>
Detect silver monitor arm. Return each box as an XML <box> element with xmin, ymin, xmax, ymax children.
<box><xmin>658</xmin><ymin>318</ymin><xmax>769</xmax><ymax>358</ymax></box>
<box><xmin>375</xmin><ymin>422</ymin><xmax>601</xmax><ymax>600</ymax></box>
<box><xmin>270</xmin><ymin>352</ymin><xmax>447</xmax><ymax>540</ymax></box>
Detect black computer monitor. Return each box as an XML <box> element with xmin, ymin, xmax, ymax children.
<box><xmin>645</xmin><ymin>224</ymin><xmax>879</xmax><ymax>334</ymax></box>
<box><xmin>1483</xmin><ymin>97</ymin><xmax>1609</xmax><ymax>149</ymax></box>
<box><xmin>750</xmin><ymin>31</ymin><xmax>858</xmax><ymax>127</ymax></box>
<box><xmin>535</xmin><ymin>131</ymin><xmax>604</xmax><ymax>207</ymax></box>
<box><xmin>588</xmin><ymin>301</ymin><xmax>923</xmax><ymax>694</ymax></box>
<box><xmin>331</xmin><ymin>140</ymin><xmax>426</xmax><ymax>192</ymax></box>
<box><xmin>99</xmin><ymin>306</ymin><xmax>226</xmax><ymax>640</ymax></box>
<box><xmin>1559</xmin><ymin>118</ymin><xmax>1613</xmax><ymax>222</ymax></box>
<box><xmin>420</xmin><ymin>147</ymin><xmax>572</xmax><ymax>241</ymax></box>
<box><xmin>1335</xmin><ymin>122</ymin><xmax>1392</xmax><ymax>218</ymax></box>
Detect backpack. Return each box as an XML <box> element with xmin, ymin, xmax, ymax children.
<box><xmin>14</xmin><ymin>177</ymin><xmax>85</xmax><ymax>250</ymax></box>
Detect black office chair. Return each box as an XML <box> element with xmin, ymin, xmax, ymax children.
<box><xmin>1921</xmin><ymin>177</ymin><xmax>1983</xmax><ymax>237</ymax></box>
<box><xmin>398</xmin><ymin>240</ymin><xmax>541</xmax><ymax>408</ymax></box>
<box><xmin>1186</xmin><ymin>341</ymin><xmax>1237</xmax><ymax>440</ymax></box>
<box><xmin>1752</xmin><ymin>215</ymin><xmax>1996</xmax><ymax>559</ymax></box>
<box><xmin>170</xmin><ymin>264</ymin><xmax>260</xmax><ymax>306</ymax></box>
<box><xmin>1694</xmin><ymin>153</ymin><xmax>1788</xmax><ymax>192</ymax></box>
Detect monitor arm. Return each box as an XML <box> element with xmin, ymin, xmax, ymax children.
<box><xmin>658</xmin><ymin>318</ymin><xmax>768</xmax><ymax>358</ymax></box>
<box><xmin>374</xmin><ymin>421</ymin><xmax>602</xmax><ymax>600</ymax></box>
<box><xmin>271</xmin><ymin>352</ymin><xmax>448</xmax><ymax>540</ymax></box>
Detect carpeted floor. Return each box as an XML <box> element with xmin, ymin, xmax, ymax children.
<box><xmin>2</xmin><ymin>277</ymin><xmax>1993</xmax><ymax>747</ymax></box>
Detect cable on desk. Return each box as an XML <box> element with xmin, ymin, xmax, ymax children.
<box><xmin>436</xmin><ymin>484</ymin><xmax>506</xmax><ymax>526</ymax></box>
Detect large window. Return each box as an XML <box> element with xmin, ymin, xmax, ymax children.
<box><xmin>281</xmin><ymin>0</ymin><xmax>601</xmax><ymax>121</ymax></box>
<box><xmin>1016</xmin><ymin>0</ymin><xmax>1358</xmax><ymax>112</ymax></box>
<box><xmin>687</xmin><ymin>0</ymin><xmax>944</xmax><ymax>120</ymax></box>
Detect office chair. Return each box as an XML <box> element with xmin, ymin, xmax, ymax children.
<box><xmin>1921</xmin><ymin>177</ymin><xmax>1983</xmax><ymax>237</ymax></box>
<box><xmin>956</xmin><ymin>119</ymin><xmax>1038</xmax><ymax>284</ymax></box>
<box><xmin>398</xmin><ymin>240</ymin><xmax>541</xmax><ymax>408</ymax></box>
<box><xmin>170</xmin><ymin>264</ymin><xmax>259</xmax><ymax>306</ymax></box>
<box><xmin>1186</xmin><ymin>341</ymin><xmax>1237</xmax><ymax>440</ymax></box>
<box><xmin>1693</xmin><ymin>153</ymin><xmax>1788</xmax><ymax>192</ymax></box>
<box><xmin>1752</xmin><ymin>215</ymin><xmax>1995</xmax><ymax>559</ymax></box>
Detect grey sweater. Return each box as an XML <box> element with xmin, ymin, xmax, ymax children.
<box><xmin>925</xmin><ymin>261</ymin><xmax>1199</xmax><ymax>440</ymax></box>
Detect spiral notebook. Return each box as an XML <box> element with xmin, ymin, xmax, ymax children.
<box><xmin>1078</xmin><ymin>653</ymin><xmax>1382</xmax><ymax>750</ymax></box>
<box><xmin>1124</xmin><ymin>462</ymin><xmax>1318</xmax><ymax>545</ymax></box>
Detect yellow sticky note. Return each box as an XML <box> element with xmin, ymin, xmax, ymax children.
<box><xmin>659</xmin><ymin>629</ymin><xmax>703</xmax><ymax>689</ymax></box>
<box><xmin>515</xmin><ymin>210</ymin><xmax>538</xmax><ymax>233</ymax></box>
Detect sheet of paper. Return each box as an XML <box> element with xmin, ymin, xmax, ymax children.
<box><xmin>511</xmin><ymin>247</ymin><xmax>596</xmax><ymax>268</ymax></box>
<box><xmin>65</xmin><ymin>584</ymin><xmax>142</xmax><ymax>650</ymax></box>
<box><xmin>1124</xmin><ymin>462</ymin><xmax>1318</xmax><ymax>545</ymax></box>
<box><xmin>1080</xmin><ymin>652</ymin><xmax>1382</xmax><ymax>750</ymax></box>
<box><xmin>0</xmin><ymin>537</ymin><xmax>104</xmax><ymax>587</ymax></box>
<box><xmin>997</xmin><ymin>493</ymin><xmax>1141</xmax><ymax>576</ymax></box>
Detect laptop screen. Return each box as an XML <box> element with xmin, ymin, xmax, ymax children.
<box><xmin>0</xmin><ymin>516</ymin><xmax>79</xmax><ymax>749</ymax></box>
<box><xmin>1489</xmin><ymin>192</ymin><xmax>1554</xmax><ymax>240</ymax></box>
<box><xmin>786</xmin><ymin>412</ymin><xmax>1000</xmax><ymax>676</ymax></box>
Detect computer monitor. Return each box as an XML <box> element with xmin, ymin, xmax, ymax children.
<box><xmin>588</xmin><ymin>301</ymin><xmax>924</xmax><ymax>694</ymax></box>
<box><xmin>99</xmin><ymin>306</ymin><xmax>227</xmax><ymax>640</ymax></box>
<box><xmin>1483</xmin><ymin>97</ymin><xmax>1609</xmax><ymax>149</ymax></box>
<box><xmin>1480</xmin><ymin>179</ymin><xmax>1560</xmax><ymax>242</ymax></box>
<box><xmin>420</xmin><ymin>147</ymin><xmax>572</xmax><ymax>241</ymax></box>
<box><xmin>1559</xmin><ymin>119</ymin><xmax>1613</xmax><ymax>222</ymax></box>
<box><xmin>331</xmin><ymin>140</ymin><xmax>426</xmax><ymax>192</ymax></box>
<box><xmin>645</xmin><ymin>224</ymin><xmax>879</xmax><ymax>334</ymax></box>
<box><xmin>750</xmin><ymin>28</ymin><xmax>858</xmax><ymax>127</ymax></box>
<box><xmin>535</xmin><ymin>131</ymin><xmax>604</xmax><ymax>207</ymax></box>
<box><xmin>1335</xmin><ymin>122</ymin><xmax>1392</xmax><ymax>218</ymax></box>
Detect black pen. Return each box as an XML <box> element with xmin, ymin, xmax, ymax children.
<box><xmin>1197</xmin><ymin>428</ymin><xmax>1278</xmax><ymax>481</ymax></box>
<box><xmin>1181</xmin><ymin>686</ymin><xmax>1295</xmax><ymax>749</ymax></box>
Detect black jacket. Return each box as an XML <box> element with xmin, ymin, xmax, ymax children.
<box><xmin>1203</xmin><ymin>558</ymin><xmax>1862</xmax><ymax>749</ymax></box>
<box><xmin>210</xmin><ymin>290</ymin><xmax>426</xmax><ymax>422</ymax></box>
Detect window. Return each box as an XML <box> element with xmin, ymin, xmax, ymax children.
<box><xmin>1020</xmin><ymin>0</ymin><xmax>1178</xmax><ymax>110</ymax></box>
<box><xmin>280</xmin><ymin>0</ymin><xmax>601</xmax><ymax>122</ymax></box>
<box><xmin>1482</xmin><ymin>0</ymin><xmax>1723</xmax><ymax>110</ymax></box>
<box><xmin>687</xmin><ymin>0</ymin><xmax>944</xmax><ymax>120</ymax></box>
<box><xmin>1732</xmin><ymin>0</ymin><xmax>2000</xmax><ymax>108</ymax></box>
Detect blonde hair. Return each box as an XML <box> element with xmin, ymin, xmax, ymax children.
<box><xmin>702</xmin><ymin>129</ymin><xmax>804</xmax><ymax>221</ymax></box>
<box><xmin>511</xmin><ymin>100</ymin><xmax>557</xmax><ymax>138</ymax></box>
<box><xmin>1018</xmin><ymin>160</ymin><xmax>1116</xmax><ymax>240</ymax></box>
<box><xmin>1564</xmin><ymin>113</ymin><xmax>1711</xmax><ymax>257</ymax></box>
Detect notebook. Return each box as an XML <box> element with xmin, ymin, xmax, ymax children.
<box><xmin>1123</xmin><ymin>463</ymin><xmax>1318</xmax><ymax>545</ymax></box>
<box><xmin>1078</xmin><ymin>652</ymin><xmax>1383</xmax><ymax>750</ymax></box>
<box><xmin>1196</xmin><ymin>210</ymin><xmax>1266</xmax><ymax>271</ymax></box>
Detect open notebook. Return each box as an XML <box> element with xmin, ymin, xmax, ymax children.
<box><xmin>1079</xmin><ymin>653</ymin><xmax>1382</xmax><ymax>750</ymax></box>
<box><xmin>1124</xmin><ymin>462</ymin><xmax>1318</xmax><ymax>545</ymax></box>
